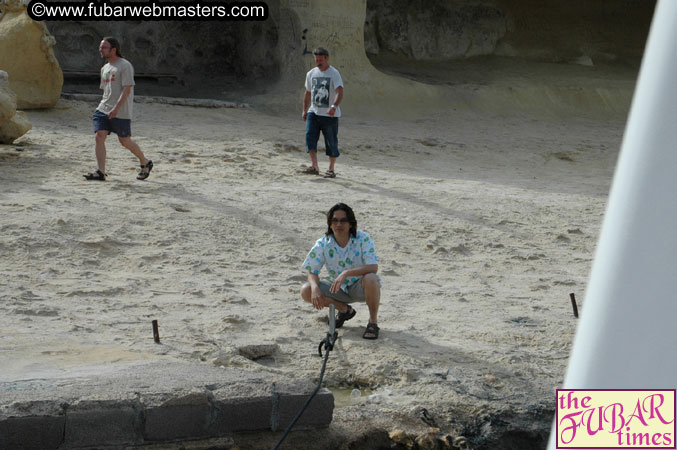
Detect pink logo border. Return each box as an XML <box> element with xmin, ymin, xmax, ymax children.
<box><xmin>555</xmin><ymin>389</ymin><xmax>676</xmax><ymax>449</ymax></box>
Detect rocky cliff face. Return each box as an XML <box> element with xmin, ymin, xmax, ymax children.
<box><xmin>44</xmin><ymin>0</ymin><xmax>654</xmax><ymax>116</ymax></box>
<box><xmin>46</xmin><ymin>0</ymin><xmax>654</xmax><ymax>86</ymax></box>
<box><xmin>365</xmin><ymin>0</ymin><xmax>508</xmax><ymax>60</ymax></box>
<box><xmin>365</xmin><ymin>0</ymin><xmax>655</xmax><ymax>65</ymax></box>
<box><xmin>45</xmin><ymin>3</ymin><xmax>281</xmax><ymax>96</ymax></box>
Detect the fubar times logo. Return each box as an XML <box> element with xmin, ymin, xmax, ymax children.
<box><xmin>556</xmin><ymin>390</ymin><xmax>676</xmax><ymax>448</ymax></box>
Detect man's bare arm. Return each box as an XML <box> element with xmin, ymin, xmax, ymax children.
<box><xmin>109</xmin><ymin>85</ymin><xmax>133</xmax><ymax>119</ymax></box>
<box><xmin>302</xmin><ymin>91</ymin><xmax>311</xmax><ymax>121</ymax></box>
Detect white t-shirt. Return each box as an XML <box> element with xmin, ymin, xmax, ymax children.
<box><xmin>305</xmin><ymin>65</ymin><xmax>343</xmax><ymax>118</ymax></box>
<box><xmin>97</xmin><ymin>58</ymin><xmax>135</xmax><ymax>120</ymax></box>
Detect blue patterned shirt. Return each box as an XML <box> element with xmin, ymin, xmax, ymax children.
<box><xmin>302</xmin><ymin>229</ymin><xmax>379</xmax><ymax>292</ymax></box>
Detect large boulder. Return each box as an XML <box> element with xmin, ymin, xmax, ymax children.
<box><xmin>0</xmin><ymin>0</ymin><xmax>63</xmax><ymax>109</ymax></box>
<box><xmin>0</xmin><ymin>110</ymin><xmax>31</xmax><ymax>143</ymax></box>
<box><xmin>0</xmin><ymin>67</ymin><xmax>16</xmax><ymax>121</ymax></box>
<box><xmin>0</xmin><ymin>70</ymin><xmax>32</xmax><ymax>143</ymax></box>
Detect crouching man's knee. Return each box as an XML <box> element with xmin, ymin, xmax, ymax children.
<box><xmin>362</xmin><ymin>273</ymin><xmax>379</xmax><ymax>289</ymax></box>
<box><xmin>300</xmin><ymin>282</ymin><xmax>311</xmax><ymax>302</ymax></box>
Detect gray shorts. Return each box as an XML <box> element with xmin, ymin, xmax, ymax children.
<box><xmin>319</xmin><ymin>279</ymin><xmax>365</xmax><ymax>304</ymax></box>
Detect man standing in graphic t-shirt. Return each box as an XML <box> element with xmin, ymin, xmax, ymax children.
<box><xmin>84</xmin><ymin>36</ymin><xmax>153</xmax><ymax>181</ymax></box>
<box><xmin>301</xmin><ymin>47</ymin><xmax>343</xmax><ymax>179</ymax></box>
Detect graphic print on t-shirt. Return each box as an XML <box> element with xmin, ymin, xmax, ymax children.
<box><xmin>102</xmin><ymin>70</ymin><xmax>116</xmax><ymax>84</ymax></box>
<box><xmin>312</xmin><ymin>77</ymin><xmax>330</xmax><ymax>107</ymax></box>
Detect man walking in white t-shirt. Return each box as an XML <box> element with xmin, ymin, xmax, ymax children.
<box><xmin>84</xmin><ymin>36</ymin><xmax>153</xmax><ymax>181</ymax></box>
<box><xmin>301</xmin><ymin>47</ymin><xmax>343</xmax><ymax>179</ymax></box>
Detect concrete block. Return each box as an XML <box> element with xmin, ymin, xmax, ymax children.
<box><xmin>63</xmin><ymin>400</ymin><xmax>141</xmax><ymax>448</ymax></box>
<box><xmin>208</xmin><ymin>396</ymin><xmax>273</xmax><ymax>434</ymax></box>
<box><xmin>143</xmin><ymin>393</ymin><xmax>213</xmax><ymax>441</ymax></box>
<box><xmin>0</xmin><ymin>415</ymin><xmax>64</xmax><ymax>450</ymax></box>
<box><xmin>277</xmin><ymin>388</ymin><xmax>334</xmax><ymax>430</ymax></box>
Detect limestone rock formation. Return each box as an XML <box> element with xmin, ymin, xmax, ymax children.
<box><xmin>365</xmin><ymin>0</ymin><xmax>508</xmax><ymax>60</ymax></box>
<box><xmin>364</xmin><ymin>0</ymin><xmax>654</xmax><ymax>65</ymax></box>
<box><xmin>0</xmin><ymin>0</ymin><xmax>63</xmax><ymax>109</ymax></box>
<box><xmin>0</xmin><ymin>68</ymin><xmax>16</xmax><ymax>121</ymax></box>
<box><xmin>279</xmin><ymin>0</ymin><xmax>440</xmax><ymax>111</ymax></box>
<box><xmin>0</xmin><ymin>70</ymin><xmax>32</xmax><ymax>144</ymax></box>
<box><xmin>41</xmin><ymin>0</ymin><xmax>652</xmax><ymax>117</ymax></box>
<box><xmin>0</xmin><ymin>110</ymin><xmax>31</xmax><ymax>143</ymax></box>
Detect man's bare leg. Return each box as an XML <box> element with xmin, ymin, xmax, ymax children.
<box><xmin>362</xmin><ymin>273</ymin><xmax>380</xmax><ymax>324</ymax></box>
<box><xmin>118</xmin><ymin>136</ymin><xmax>148</xmax><ymax>166</ymax></box>
<box><xmin>95</xmin><ymin>131</ymin><xmax>108</xmax><ymax>173</ymax></box>
<box><xmin>328</xmin><ymin>156</ymin><xmax>336</xmax><ymax>173</ymax></box>
<box><xmin>309</xmin><ymin>150</ymin><xmax>320</xmax><ymax>172</ymax></box>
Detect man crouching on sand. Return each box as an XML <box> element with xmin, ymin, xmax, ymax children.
<box><xmin>300</xmin><ymin>203</ymin><xmax>382</xmax><ymax>339</ymax></box>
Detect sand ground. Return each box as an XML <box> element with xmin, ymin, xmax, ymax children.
<box><xmin>0</xmin><ymin>62</ymin><xmax>631</xmax><ymax>447</ymax></box>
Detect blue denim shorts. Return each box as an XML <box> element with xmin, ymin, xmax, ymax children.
<box><xmin>305</xmin><ymin>112</ymin><xmax>339</xmax><ymax>157</ymax></box>
<box><xmin>93</xmin><ymin>110</ymin><xmax>131</xmax><ymax>137</ymax></box>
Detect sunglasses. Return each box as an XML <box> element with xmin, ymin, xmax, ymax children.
<box><xmin>330</xmin><ymin>218</ymin><xmax>350</xmax><ymax>224</ymax></box>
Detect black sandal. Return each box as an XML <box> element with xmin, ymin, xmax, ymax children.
<box><xmin>363</xmin><ymin>322</ymin><xmax>379</xmax><ymax>340</ymax></box>
<box><xmin>335</xmin><ymin>305</ymin><xmax>356</xmax><ymax>328</ymax></box>
<box><xmin>300</xmin><ymin>166</ymin><xmax>319</xmax><ymax>175</ymax></box>
<box><xmin>83</xmin><ymin>169</ymin><xmax>106</xmax><ymax>181</ymax></box>
<box><xmin>137</xmin><ymin>160</ymin><xmax>153</xmax><ymax>180</ymax></box>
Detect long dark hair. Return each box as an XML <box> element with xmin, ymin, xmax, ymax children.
<box><xmin>325</xmin><ymin>203</ymin><xmax>357</xmax><ymax>238</ymax></box>
<box><xmin>102</xmin><ymin>36</ymin><xmax>123</xmax><ymax>58</ymax></box>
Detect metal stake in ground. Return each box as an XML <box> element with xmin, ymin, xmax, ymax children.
<box><xmin>569</xmin><ymin>293</ymin><xmax>579</xmax><ymax>318</ymax></box>
<box><xmin>152</xmin><ymin>319</ymin><xmax>161</xmax><ymax>343</ymax></box>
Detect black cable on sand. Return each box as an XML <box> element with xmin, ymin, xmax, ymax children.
<box><xmin>272</xmin><ymin>329</ymin><xmax>338</xmax><ymax>450</ymax></box>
